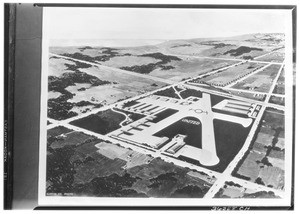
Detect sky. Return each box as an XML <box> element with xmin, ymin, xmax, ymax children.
<box><xmin>44</xmin><ymin>7</ymin><xmax>288</xmax><ymax>46</ymax></box>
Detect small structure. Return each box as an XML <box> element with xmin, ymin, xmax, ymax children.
<box><xmin>165</xmin><ymin>134</ymin><xmax>186</xmax><ymax>154</ymax></box>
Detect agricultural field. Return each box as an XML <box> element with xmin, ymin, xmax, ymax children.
<box><xmin>256</xmin><ymin>51</ymin><xmax>285</xmax><ymax>63</ymax></box>
<box><xmin>200</xmin><ymin>62</ymin><xmax>264</xmax><ymax>87</ymax></box>
<box><xmin>232</xmin><ymin>109</ymin><xmax>285</xmax><ymax>190</ymax></box>
<box><xmin>47</xmin><ymin>126</ymin><xmax>72</xmax><ymax>137</ymax></box>
<box><xmin>214</xmin><ymin>181</ymin><xmax>280</xmax><ymax>198</ymax></box>
<box><xmin>273</xmin><ymin>68</ymin><xmax>285</xmax><ymax>95</ymax></box>
<box><xmin>269</xmin><ymin>96</ymin><xmax>285</xmax><ymax>106</ymax></box>
<box><xmin>231</xmin><ymin>64</ymin><xmax>281</xmax><ymax>93</ymax></box>
<box><xmin>46</xmin><ymin>127</ymin><xmax>216</xmax><ymax>197</ymax></box>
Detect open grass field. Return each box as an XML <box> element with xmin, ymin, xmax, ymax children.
<box><xmin>201</xmin><ymin>62</ymin><xmax>264</xmax><ymax>87</ymax></box>
<box><xmin>258</xmin><ymin>166</ymin><xmax>284</xmax><ymax>190</ymax></box>
<box><xmin>50</xmin><ymin>132</ymin><xmax>95</xmax><ymax>149</ymax></box>
<box><xmin>273</xmin><ymin>68</ymin><xmax>285</xmax><ymax>95</ymax></box>
<box><xmin>101</xmin><ymin>55</ymin><xmax>161</xmax><ymax>67</ymax></box>
<box><xmin>48</xmin><ymin>55</ymin><xmax>168</xmax><ymax>120</ymax></box>
<box><xmin>70</xmin><ymin>109</ymin><xmax>126</xmax><ymax>135</ymax></box>
<box><xmin>149</xmin><ymin>58</ymin><xmax>238</xmax><ymax>82</ymax></box>
<box><xmin>269</xmin><ymin>96</ymin><xmax>285</xmax><ymax>106</ymax></box>
<box><xmin>232</xmin><ymin>64</ymin><xmax>281</xmax><ymax>93</ymax></box>
<box><xmin>48</xmin><ymin>56</ymin><xmax>77</xmax><ymax>77</ymax></box>
<box><xmin>235</xmin><ymin>150</ymin><xmax>264</xmax><ymax>180</ymax></box>
<box><xmin>72</xmin><ymin>63</ymin><xmax>167</xmax><ymax>94</ymax></box>
<box><xmin>47</xmin><ymin>126</ymin><xmax>72</xmax><ymax>137</ymax></box>
<box><xmin>48</xmin><ymin>91</ymin><xmax>62</xmax><ymax>99</ymax></box>
<box><xmin>263</xmin><ymin>109</ymin><xmax>285</xmax><ymax>136</ymax></box>
<box><xmin>256</xmin><ymin>52</ymin><xmax>285</xmax><ymax>63</ymax></box>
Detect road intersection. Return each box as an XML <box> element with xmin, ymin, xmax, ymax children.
<box><xmin>46</xmin><ymin>50</ymin><xmax>286</xmax><ymax>198</ymax></box>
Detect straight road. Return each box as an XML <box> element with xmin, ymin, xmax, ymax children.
<box><xmin>203</xmin><ymin>104</ymin><xmax>267</xmax><ymax>198</ymax></box>
<box><xmin>45</xmin><ymin>49</ymin><xmax>287</xmax><ymax>198</ymax></box>
<box><xmin>204</xmin><ymin>62</ymin><xmax>286</xmax><ymax>198</ymax></box>
<box><xmin>184</xmin><ymin>83</ymin><xmax>285</xmax><ymax>111</ymax></box>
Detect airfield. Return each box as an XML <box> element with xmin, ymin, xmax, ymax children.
<box><xmin>46</xmin><ymin>33</ymin><xmax>287</xmax><ymax>198</ymax></box>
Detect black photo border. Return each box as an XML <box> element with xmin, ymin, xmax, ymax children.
<box><xmin>4</xmin><ymin>3</ymin><xmax>296</xmax><ymax>210</ymax></box>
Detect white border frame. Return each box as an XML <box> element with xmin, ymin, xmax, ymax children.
<box><xmin>38</xmin><ymin>5</ymin><xmax>295</xmax><ymax>208</ymax></box>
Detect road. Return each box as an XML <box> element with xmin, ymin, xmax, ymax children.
<box><xmin>185</xmin><ymin>83</ymin><xmax>285</xmax><ymax>111</ymax></box>
<box><xmin>203</xmin><ymin>61</ymin><xmax>286</xmax><ymax>198</ymax></box>
<box><xmin>226</xmin><ymin>87</ymin><xmax>285</xmax><ymax>98</ymax></box>
<box><xmin>224</xmin><ymin>63</ymin><xmax>272</xmax><ymax>88</ymax></box>
<box><xmin>48</xmin><ymin>119</ymin><xmax>221</xmax><ymax>179</ymax></box>
<box><xmin>265</xmin><ymin>62</ymin><xmax>285</xmax><ymax>103</ymax></box>
<box><xmin>46</xmin><ymin>50</ymin><xmax>287</xmax><ymax>198</ymax></box>
<box><xmin>110</xmin><ymin>107</ymin><xmax>129</xmax><ymax>127</ymax></box>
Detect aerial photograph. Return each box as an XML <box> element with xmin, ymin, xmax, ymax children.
<box><xmin>41</xmin><ymin>7</ymin><xmax>292</xmax><ymax>205</ymax></box>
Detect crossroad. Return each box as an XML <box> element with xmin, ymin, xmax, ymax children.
<box><xmin>46</xmin><ymin>49</ymin><xmax>287</xmax><ymax>198</ymax></box>
<box><xmin>203</xmin><ymin>60</ymin><xmax>286</xmax><ymax>199</ymax></box>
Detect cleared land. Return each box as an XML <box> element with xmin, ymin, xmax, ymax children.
<box><xmin>200</xmin><ymin>62</ymin><xmax>264</xmax><ymax>87</ymax></box>
<box><xmin>149</xmin><ymin>58</ymin><xmax>238</xmax><ymax>82</ymax></box>
<box><xmin>232</xmin><ymin>64</ymin><xmax>281</xmax><ymax>93</ymax></box>
<box><xmin>272</xmin><ymin>68</ymin><xmax>285</xmax><ymax>95</ymax></box>
<box><xmin>101</xmin><ymin>55</ymin><xmax>161</xmax><ymax>67</ymax></box>
<box><xmin>256</xmin><ymin>52</ymin><xmax>285</xmax><ymax>63</ymax></box>
<box><xmin>48</xmin><ymin>55</ymin><xmax>167</xmax><ymax>120</ymax></box>
<box><xmin>269</xmin><ymin>96</ymin><xmax>285</xmax><ymax>106</ymax></box>
<box><xmin>48</xmin><ymin>56</ymin><xmax>77</xmax><ymax>77</ymax></box>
